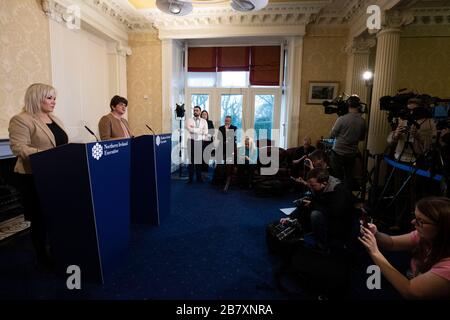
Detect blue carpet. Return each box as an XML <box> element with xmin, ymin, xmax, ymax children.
<box><xmin>0</xmin><ymin>178</ymin><xmax>405</xmax><ymax>300</ymax></box>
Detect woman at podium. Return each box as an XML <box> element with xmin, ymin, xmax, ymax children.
<box><xmin>8</xmin><ymin>83</ymin><xmax>68</xmax><ymax>269</ymax></box>
<box><xmin>98</xmin><ymin>95</ymin><xmax>133</xmax><ymax>141</ymax></box>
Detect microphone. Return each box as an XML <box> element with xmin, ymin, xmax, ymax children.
<box><xmin>84</xmin><ymin>125</ymin><xmax>99</xmax><ymax>142</ymax></box>
<box><xmin>146</xmin><ymin>124</ymin><xmax>156</xmax><ymax>135</ymax></box>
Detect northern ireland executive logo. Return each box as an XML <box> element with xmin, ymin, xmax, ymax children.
<box><xmin>91</xmin><ymin>143</ymin><xmax>103</xmax><ymax>160</ymax></box>
<box><xmin>156</xmin><ymin>135</ymin><xmax>161</xmax><ymax>146</ymax></box>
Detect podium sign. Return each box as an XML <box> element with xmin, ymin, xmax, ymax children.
<box><xmin>131</xmin><ymin>134</ymin><xmax>171</xmax><ymax>225</ymax></box>
<box><xmin>30</xmin><ymin>139</ymin><xmax>131</xmax><ymax>283</ymax></box>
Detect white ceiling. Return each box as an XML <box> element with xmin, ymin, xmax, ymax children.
<box><xmin>79</xmin><ymin>0</ymin><xmax>450</xmax><ymax>33</ymax></box>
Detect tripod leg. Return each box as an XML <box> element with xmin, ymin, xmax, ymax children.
<box><xmin>387</xmin><ymin>171</ymin><xmax>415</xmax><ymax>208</ymax></box>
<box><xmin>375</xmin><ymin>166</ymin><xmax>396</xmax><ymax>209</ymax></box>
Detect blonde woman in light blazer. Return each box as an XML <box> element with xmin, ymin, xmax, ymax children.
<box><xmin>8</xmin><ymin>83</ymin><xmax>68</xmax><ymax>270</ymax></box>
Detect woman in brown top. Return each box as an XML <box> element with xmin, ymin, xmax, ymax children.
<box><xmin>8</xmin><ymin>83</ymin><xmax>68</xmax><ymax>270</ymax></box>
<box><xmin>98</xmin><ymin>95</ymin><xmax>132</xmax><ymax>140</ymax></box>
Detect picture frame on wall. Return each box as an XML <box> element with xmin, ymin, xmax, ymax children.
<box><xmin>307</xmin><ymin>82</ymin><xmax>339</xmax><ymax>104</ymax></box>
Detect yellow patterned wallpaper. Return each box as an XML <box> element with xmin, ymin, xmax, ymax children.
<box><xmin>397</xmin><ymin>30</ymin><xmax>450</xmax><ymax>98</ymax></box>
<box><xmin>127</xmin><ymin>32</ymin><xmax>162</xmax><ymax>136</ymax></box>
<box><xmin>298</xmin><ymin>26</ymin><xmax>349</xmax><ymax>147</ymax></box>
<box><xmin>0</xmin><ymin>0</ymin><xmax>52</xmax><ymax>139</ymax></box>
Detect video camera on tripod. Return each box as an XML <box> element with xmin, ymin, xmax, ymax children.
<box><xmin>380</xmin><ymin>90</ymin><xmax>450</xmax><ymax>130</ymax></box>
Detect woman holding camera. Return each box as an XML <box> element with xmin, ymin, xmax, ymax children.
<box><xmin>359</xmin><ymin>196</ymin><xmax>450</xmax><ymax>299</ymax></box>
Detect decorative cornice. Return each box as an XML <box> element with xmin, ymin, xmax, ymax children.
<box><xmin>41</xmin><ymin>0</ymin><xmax>71</xmax><ymax>25</ymax></box>
<box><xmin>52</xmin><ymin>0</ymin><xmax>450</xmax><ymax>36</ymax></box>
<box><xmin>410</xmin><ymin>7</ymin><xmax>450</xmax><ymax>26</ymax></box>
<box><xmin>383</xmin><ymin>9</ymin><xmax>415</xmax><ymax>30</ymax></box>
<box><xmin>344</xmin><ymin>37</ymin><xmax>376</xmax><ymax>54</ymax></box>
<box><xmin>144</xmin><ymin>3</ymin><xmax>327</xmax><ymax>34</ymax></box>
<box><xmin>85</xmin><ymin>0</ymin><xmax>154</xmax><ymax>30</ymax></box>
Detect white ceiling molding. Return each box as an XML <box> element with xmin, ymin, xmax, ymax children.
<box><xmin>145</xmin><ymin>2</ymin><xmax>327</xmax><ymax>39</ymax></box>
<box><xmin>85</xmin><ymin>0</ymin><xmax>156</xmax><ymax>30</ymax></box>
<box><xmin>42</xmin><ymin>0</ymin><xmax>131</xmax><ymax>44</ymax></box>
<box><xmin>67</xmin><ymin>0</ymin><xmax>450</xmax><ymax>38</ymax></box>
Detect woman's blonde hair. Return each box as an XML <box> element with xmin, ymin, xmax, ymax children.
<box><xmin>23</xmin><ymin>83</ymin><xmax>56</xmax><ymax>115</ymax></box>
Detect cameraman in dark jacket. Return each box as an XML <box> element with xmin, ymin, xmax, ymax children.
<box><xmin>282</xmin><ymin>168</ymin><xmax>355</xmax><ymax>252</ymax></box>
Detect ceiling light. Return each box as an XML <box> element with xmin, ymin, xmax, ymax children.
<box><xmin>156</xmin><ymin>0</ymin><xmax>193</xmax><ymax>16</ymax></box>
<box><xmin>169</xmin><ymin>2</ymin><xmax>182</xmax><ymax>14</ymax></box>
<box><xmin>231</xmin><ymin>0</ymin><xmax>268</xmax><ymax>12</ymax></box>
<box><xmin>231</xmin><ymin>0</ymin><xmax>254</xmax><ymax>11</ymax></box>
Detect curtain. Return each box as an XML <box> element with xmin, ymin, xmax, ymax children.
<box><xmin>249</xmin><ymin>46</ymin><xmax>281</xmax><ymax>86</ymax></box>
<box><xmin>188</xmin><ymin>47</ymin><xmax>217</xmax><ymax>72</ymax></box>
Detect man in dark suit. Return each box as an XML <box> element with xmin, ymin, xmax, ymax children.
<box><xmin>217</xmin><ymin>115</ymin><xmax>237</xmax><ymax>192</ymax></box>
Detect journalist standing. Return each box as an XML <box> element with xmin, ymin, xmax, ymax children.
<box><xmin>329</xmin><ymin>96</ymin><xmax>366</xmax><ymax>190</ymax></box>
<box><xmin>186</xmin><ymin>106</ymin><xmax>208</xmax><ymax>183</ymax></box>
<box><xmin>201</xmin><ymin>110</ymin><xmax>214</xmax><ymax>177</ymax></box>
<box><xmin>8</xmin><ymin>83</ymin><xmax>68</xmax><ymax>269</ymax></box>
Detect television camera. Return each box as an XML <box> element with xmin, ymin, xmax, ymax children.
<box><xmin>379</xmin><ymin>90</ymin><xmax>450</xmax><ymax>130</ymax></box>
<box><xmin>323</xmin><ymin>94</ymin><xmax>367</xmax><ymax>116</ymax></box>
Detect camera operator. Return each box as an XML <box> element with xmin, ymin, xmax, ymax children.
<box><xmin>281</xmin><ymin>168</ymin><xmax>355</xmax><ymax>253</ymax></box>
<box><xmin>387</xmin><ymin>98</ymin><xmax>436</xmax><ymax>164</ymax></box>
<box><xmin>386</xmin><ymin>98</ymin><xmax>438</xmax><ymax>229</ymax></box>
<box><xmin>329</xmin><ymin>96</ymin><xmax>366</xmax><ymax>191</ymax></box>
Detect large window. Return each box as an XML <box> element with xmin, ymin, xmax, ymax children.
<box><xmin>218</xmin><ymin>71</ymin><xmax>248</xmax><ymax>88</ymax></box>
<box><xmin>254</xmin><ymin>94</ymin><xmax>275</xmax><ymax>140</ymax></box>
<box><xmin>187</xmin><ymin>72</ymin><xmax>216</xmax><ymax>88</ymax></box>
<box><xmin>220</xmin><ymin>94</ymin><xmax>243</xmax><ymax>144</ymax></box>
<box><xmin>186</xmin><ymin>45</ymin><xmax>283</xmax><ymax>147</ymax></box>
<box><xmin>190</xmin><ymin>94</ymin><xmax>210</xmax><ymax>112</ymax></box>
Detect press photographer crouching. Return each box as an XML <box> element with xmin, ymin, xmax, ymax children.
<box><xmin>281</xmin><ymin>168</ymin><xmax>356</xmax><ymax>253</ymax></box>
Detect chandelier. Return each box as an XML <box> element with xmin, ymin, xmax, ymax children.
<box><xmin>155</xmin><ymin>0</ymin><xmax>269</xmax><ymax>16</ymax></box>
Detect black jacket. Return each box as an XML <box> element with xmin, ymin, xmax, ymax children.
<box><xmin>310</xmin><ymin>176</ymin><xmax>356</xmax><ymax>240</ymax></box>
<box><xmin>217</xmin><ymin>124</ymin><xmax>237</xmax><ymax>161</ymax></box>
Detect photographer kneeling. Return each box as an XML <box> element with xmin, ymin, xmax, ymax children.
<box><xmin>282</xmin><ymin>168</ymin><xmax>355</xmax><ymax>253</ymax></box>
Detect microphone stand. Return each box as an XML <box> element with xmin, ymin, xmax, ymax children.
<box><xmin>145</xmin><ymin>125</ymin><xmax>156</xmax><ymax>135</ymax></box>
<box><xmin>84</xmin><ymin>126</ymin><xmax>99</xmax><ymax>142</ymax></box>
